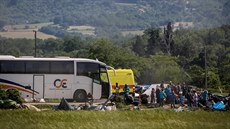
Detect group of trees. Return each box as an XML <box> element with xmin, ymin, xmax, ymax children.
<box><xmin>133</xmin><ymin>22</ymin><xmax>174</xmax><ymax>56</ymax></box>
<box><xmin>131</xmin><ymin>24</ymin><xmax>230</xmax><ymax>90</ymax></box>
<box><xmin>1</xmin><ymin>24</ymin><xmax>230</xmax><ymax>92</ymax></box>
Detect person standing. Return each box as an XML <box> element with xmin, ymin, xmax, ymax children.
<box><xmin>202</xmin><ymin>89</ymin><xmax>209</xmax><ymax>105</ymax></box>
<box><xmin>176</xmin><ymin>83</ymin><xmax>181</xmax><ymax>94</ymax></box>
<box><xmin>170</xmin><ymin>91</ymin><xmax>176</xmax><ymax>108</ymax></box>
<box><xmin>181</xmin><ymin>82</ymin><xmax>187</xmax><ymax>96</ymax></box>
<box><xmin>160</xmin><ymin>81</ymin><xmax>165</xmax><ymax>89</ymax></box>
<box><xmin>115</xmin><ymin>82</ymin><xmax>120</xmax><ymax>96</ymax></box>
<box><xmin>159</xmin><ymin>88</ymin><xmax>166</xmax><ymax>107</ymax></box>
<box><xmin>179</xmin><ymin>91</ymin><xmax>185</xmax><ymax>107</ymax></box>
<box><xmin>156</xmin><ymin>85</ymin><xmax>160</xmax><ymax>104</ymax></box>
<box><xmin>123</xmin><ymin>84</ymin><xmax>130</xmax><ymax>104</ymax></box>
<box><xmin>186</xmin><ymin>90</ymin><xmax>193</xmax><ymax>108</ymax></box>
<box><xmin>165</xmin><ymin>85</ymin><xmax>172</xmax><ymax>103</ymax></box>
<box><xmin>150</xmin><ymin>88</ymin><xmax>155</xmax><ymax>104</ymax></box>
<box><xmin>193</xmin><ymin>90</ymin><xmax>199</xmax><ymax>107</ymax></box>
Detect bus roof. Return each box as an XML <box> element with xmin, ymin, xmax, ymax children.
<box><xmin>0</xmin><ymin>55</ymin><xmax>106</xmax><ymax>66</ymax></box>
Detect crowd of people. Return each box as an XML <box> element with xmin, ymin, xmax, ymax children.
<box><xmin>148</xmin><ymin>81</ymin><xmax>229</xmax><ymax>110</ymax></box>
<box><xmin>117</xmin><ymin>81</ymin><xmax>229</xmax><ymax>111</ymax></box>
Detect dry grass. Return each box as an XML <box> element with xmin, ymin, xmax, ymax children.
<box><xmin>115</xmin><ymin>3</ymin><xmax>137</xmax><ymax>6</ymax></box>
<box><xmin>121</xmin><ymin>30</ymin><xmax>144</xmax><ymax>36</ymax></box>
<box><xmin>67</xmin><ymin>25</ymin><xmax>95</xmax><ymax>36</ymax></box>
<box><xmin>67</xmin><ymin>25</ymin><xmax>95</xmax><ymax>31</ymax></box>
<box><xmin>4</xmin><ymin>22</ymin><xmax>53</xmax><ymax>31</ymax></box>
<box><xmin>0</xmin><ymin>31</ymin><xmax>56</xmax><ymax>39</ymax></box>
<box><xmin>1</xmin><ymin>22</ymin><xmax>56</xmax><ymax>39</ymax></box>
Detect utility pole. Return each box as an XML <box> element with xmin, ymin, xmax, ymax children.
<box><xmin>204</xmin><ymin>45</ymin><xmax>207</xmax><ymax>90</ymax></box>
<box><xmin>32</xmin><ymin>30</ymin><xmax>37</xmax><ymax>102</ymax></box>
<box><xmin>33</xmin><ymin>30</ymin><xmax>37</xmax><ymax>57</ymax></box>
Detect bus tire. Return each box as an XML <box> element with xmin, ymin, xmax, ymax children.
<box><xmin>73</xmin><ymin>90</ymin><xmax>87</xmax><ymax>102</ymax></box>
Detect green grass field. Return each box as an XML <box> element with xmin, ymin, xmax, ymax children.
<box><xmin>0</xmin><ymin>109</ymin><xmax>229</xmax><ymax>129</ymax></box>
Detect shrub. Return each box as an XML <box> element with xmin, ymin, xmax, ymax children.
<box><xmin>0</xmin><ymin>89</ymin><xmax>8</xmax><ymax>100</ymax></box>
<box><xmin>0</xmin><ymin>88</ymin><xmax>22</xmax><ymax>109</ymax></box>
<box><xmin>116</xmin><ymin>102</ymin><xmax>128</xmax><ymax>109</ymax></box>
<box><xmin>114</xmin><ymin>95</ymin><xmax>123</xmax><ymax>103</ymax></box>
<box><xmin>2</xmin><ymin>99</ymin><xmax>17</xmax><ymax>109</ymax></box>
<box><xmin>224</xmin><ymin>85</ymin><xmax>230</xmax><ymax>93</ymax></box>
<box><xmin>6</xmin><ymin>89</ymin><xmax>24</xmax><ymax>104</ymax></box>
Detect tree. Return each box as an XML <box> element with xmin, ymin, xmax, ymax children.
<box><xmin>207</xmin><ymin>71</ymin><xmax>221</xmax><ymax>89</ymax></box>
<box><xmin>219</xmin><ymin>53</ymin><xmax>230</xmax><ymax>86</ymax></box>
<box><xmin>88</xmin><ymin>39</ymin><xmax>119</xmax><ymax>66</ymax></box>
<box><xmin>173</xmin><ymin>29</ymin><xmax>203</xmax><ymax>59</ymax></box>
<box><xmin>132</xmin><ymin>35</ymin><xmax>145</xmax><ymax>56</ymax></box>
<box><xmin>187</xmin><ymin>65</ymin><xmax>204</xmax><ymax>87</ymax></box>
<box><xmin>139</xmin><ymin>54</ymin><xmax>188</xmax><ymax>84</ymax></box>
<box><xmin>63</xmin><ymin>37</ymin><xmax>84</xmax><ymax>52</ymax></box>
<box><xmin>223</xmin><ymin>1</ymin><xmax>230</xmax><ymax>23</ymax></box>
<box><xmin>0</xmin><ymin>20</ymin><xmax>5</xmax><ymax>30</ymax></box>
<box><xmin>88</xmin><ymin>39</ymin><xmax>145</xmax><ymax>83</ymax></box>
<box><xmin>7</xmin><ymin>0</ymin><xmax>18</xmax><ymax>6</ymax></box>
<box><xmin>39</xmin><ymin>38</ymin><xmax>62</xmax><ymax>52</ymax></box>
<box><xmin>163</xmin><ymin>22</ymin><xmax>174</xmax><ymax>55</ymax></box>
<box><xmin>144</xmin><ymin>28</ymin><xmax>161</xmax><ymax>56</ymax></box>
<box><xmin>53</xmin><ymin>16</ymin><xmax>63</xmax><ymax>24</ymax></box>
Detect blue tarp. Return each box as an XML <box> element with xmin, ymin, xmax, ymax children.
<box><xmin>212</xmin><ymin>102</ymin><xmax>225</xmax><ymax>111</ymax></box>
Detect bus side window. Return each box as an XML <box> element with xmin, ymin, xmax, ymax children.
<box><xmin>77</xmin><ymin>62</ymin><xmax>99</xmax><ymax>78</ymax></box>
<box><xmin>77</xmin><ymin>63</ymin><xmax>86</xmax><ymax>76</ymax></box>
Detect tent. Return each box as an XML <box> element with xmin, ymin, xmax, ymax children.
<box><xmin>57</xmin><ymin>98</ymin><xmax>74</xmax><ymax>110</ymax></box>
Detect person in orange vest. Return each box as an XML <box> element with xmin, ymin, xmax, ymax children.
<box><xmin>115</xmin><ymin>82</ymin><xmax>120</xmax><ymax>96</ymax></box>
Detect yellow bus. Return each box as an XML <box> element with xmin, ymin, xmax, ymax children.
<box><xmin>108</xmin><ymin>69</ymin><xmax>135</xmax><ymax>94</ymax></box>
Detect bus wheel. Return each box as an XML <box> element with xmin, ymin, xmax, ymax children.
<box><xmin>73</xmin><ymin>90</ymin><xmax>87</xmax><ymax>102</ymax></box>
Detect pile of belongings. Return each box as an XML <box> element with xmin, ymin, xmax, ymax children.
<box><xmin>207</xmin><ymin>93</ymin><xmax>230</xmax><ymax>111</ymax></box>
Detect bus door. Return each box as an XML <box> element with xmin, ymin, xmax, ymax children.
<box><xmin>92</xmin><ymin>73</ymin><xmax>102</xmax><ymax>99</ymax></box>
<box><xmin>100</xmin><ymin>66</ymin><xmax>111</xmax><ymax>98</ymax></box>
<box><xmin>33</xmin><ymin>75</ymin><xmax>44</xmax><ymax>99</ymax></box>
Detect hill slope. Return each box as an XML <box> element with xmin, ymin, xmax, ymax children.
<box><xmin>0</xmin><ymin>0</ymin><xmax>229</xmax><ymax>35</ymax></box>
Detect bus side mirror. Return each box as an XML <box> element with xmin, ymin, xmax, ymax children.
<box><xmin>25</xmin><ymin>86</ymin><xmax>31</xmax><ymax>89</ymax></box>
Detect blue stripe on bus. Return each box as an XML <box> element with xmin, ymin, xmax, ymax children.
<box><xmin>0</xmin><ymin>78</ymin><xmax>39</xmax><ymax>94</ymax></box>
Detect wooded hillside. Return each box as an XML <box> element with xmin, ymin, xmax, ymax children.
<box><xmin>0</xmin><ymin>0</ymin><xmax>229</xmax><ymax>36</ymax></box>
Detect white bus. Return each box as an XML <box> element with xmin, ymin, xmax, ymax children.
<box><xmin>0</xmin><ymin>55</ymin><xmax>113</xmax><ymax>102</ymax></box>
